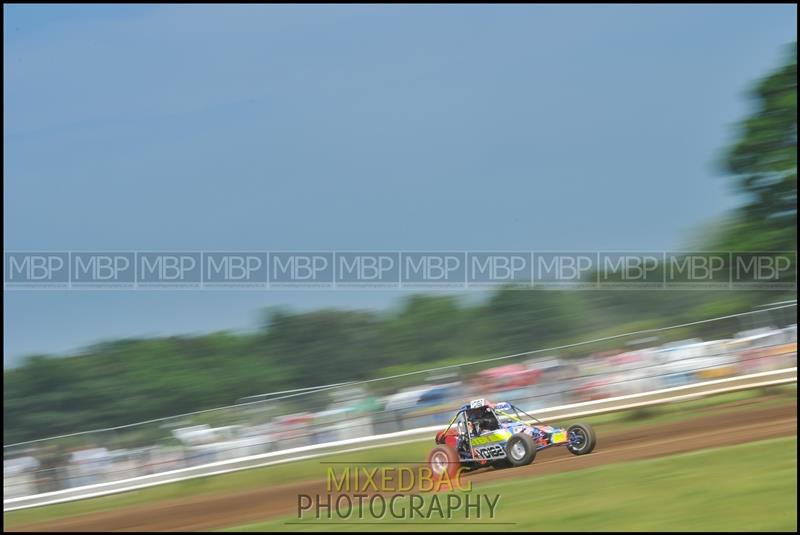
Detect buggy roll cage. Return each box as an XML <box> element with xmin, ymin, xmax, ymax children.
<box><xmin>436</xmin><ymin>403</ymin><xmax>545</xmax><ymax>444</ymax></box>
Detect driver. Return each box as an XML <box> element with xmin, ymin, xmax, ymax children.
<box><xmin>468</xmin><ymin>407</ymin><xmax>499</xmax><ymax>435</ymax></box>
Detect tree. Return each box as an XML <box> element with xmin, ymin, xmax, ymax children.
<box><xmin>721</xmin><ymin>42</ymin><xmax>797</xmax><ymax>251</ymax></box>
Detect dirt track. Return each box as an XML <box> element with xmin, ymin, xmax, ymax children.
<box><xmin>9</xmin><ymin>402</ymin><xmax>797</xmax><ymax>532</ymax></box>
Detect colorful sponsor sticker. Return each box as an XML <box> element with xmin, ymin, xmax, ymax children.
<box><xmin>470</xmin><ymin>430</ymin><xmax>511</xmax><ymax>446</ymax></box>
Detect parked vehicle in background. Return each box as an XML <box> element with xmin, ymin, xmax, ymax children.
<box><xmin>655</xmin><ymin>339</ymin><xmax>708</xmax><ymax>387</ymax></box>
<box><xmin>733</xmin><ymin>327</ymin><xmax>798</xmax><ymax>374</ymax></box>
<box><xmin>3</xmin><ymin>456</ymin><xmax>39</xmax><ymax>499</ymax></box>
<box><xmin>478</xmin><ymin>364</ymin><xmax>540</xmax><ymax>393</ymax></box>
<box><xmin>270</xmin><ymin>413</ymin><xmax>314</xmax><ymax>450</ymax></box>
<box><xmin>691</xmin><ymin>340</ymin><xmax>738</xmax><ymax>379</ymax></box>
<box><xmin>173</xmin><ymin>424</ymin><xmax>271</xmax><ymax>464</ymax></box>
<box><xmin>604</xmin><ymin>349</ymin><xmax>660</xmax><ymax>396</ymax></box>
<box><xmin>520</xmin><ymin>356</ymin><xmax>578</xmax><ymax>409</ymax></box>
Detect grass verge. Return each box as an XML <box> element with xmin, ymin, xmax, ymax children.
<box><xmin>227</xmin><ymin>436</ymin><xmax>798</xmax><ymax>532</ymax></box>
<box><xmin>4</xmin><ymin>385</ymin><xmax>795</xmax><ymax>529</ymax></box>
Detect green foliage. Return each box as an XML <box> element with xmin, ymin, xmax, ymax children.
<box><xmin>718</xmin><ymin>42</ymin><xmax>797</xmax><ymax>251</ymax></box>
<box><xmin>263</xmin><ymin>308</ymin><xmax>385</xmax><ymax>385</ymax></box>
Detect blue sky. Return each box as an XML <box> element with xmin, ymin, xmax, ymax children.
<box><xmin>3</xmin><ymin>4</ymin><xmax>797</xmax><ymax>366</ymax></box>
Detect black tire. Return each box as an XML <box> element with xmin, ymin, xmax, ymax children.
<box><xmin>566</xmin><ymin>423</ymin><xmax>596</xmax><ymax>455</ymax></box>
<box><xmin>427</xmin><ymin>444</ymin><xmax>460</xmax><ymax>479</ymax></box>
<box><xmin>490</xmin><ymin>458</ymin><xmax>512</xmax><ymax>470</ymax></box>
<box><xmin>505</xmin><ymin>433</ymin><xmax>537</xmax><ymax>467</ymax></box>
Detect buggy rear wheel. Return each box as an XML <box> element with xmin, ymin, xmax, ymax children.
<box><xmin>505</xmin><ymin>433</ymin><xmax>537</xmax><ymax>467</ymax></box>
<box><xmin>427</xmin><ymin>445</ymin><xmax>460</xmax><ymax>479</ymax></box>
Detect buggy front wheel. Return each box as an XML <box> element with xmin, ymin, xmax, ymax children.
<box><xmin>566</xmin><ymin>423</ymin><xmax>596</xmax><ymax>455</ymax></box>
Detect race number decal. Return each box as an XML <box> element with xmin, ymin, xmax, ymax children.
<box><xmin>475</xmin><ymin>445</ymin><xmax>505</xmax><ymax>459</ymax></box>
<box><xmin>470</xmin><ymin>399</ymin><xmax>487</xmax><ymax>408</ymax></box>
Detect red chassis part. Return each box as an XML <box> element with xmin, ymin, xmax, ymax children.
<box><xmin>434</xmin><ymin>427</ymin><xmax>492</xmax><ymax>466</ymax></box>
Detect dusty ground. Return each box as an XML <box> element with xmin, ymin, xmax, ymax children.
<box><xmin>9</xmin><ymin>402</ymin><xmax>797</xmax><ymax>532</ymax></box>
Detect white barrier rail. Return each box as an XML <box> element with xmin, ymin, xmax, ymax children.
<box><xmin>4</xmin><ymin>367</ymin><xmax>796</xmax><ymax>512</ymax></box>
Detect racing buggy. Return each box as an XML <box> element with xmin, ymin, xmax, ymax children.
<box><xmin>427</xmin><ymin>399</ymin><xmax>596</xmax><ymax>477</ymax></box>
